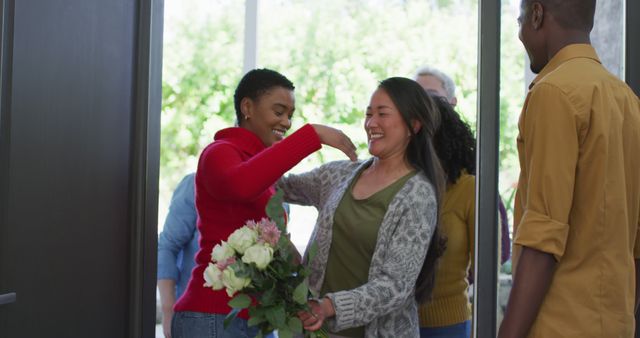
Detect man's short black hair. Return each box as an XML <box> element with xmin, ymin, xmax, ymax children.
<box><xmin>523</xmin><ymin>0</ymin><xmax>596</xmax><ymax>32</ymax></box>
<box><xmin>233</xmin><ymin>68</ymin><xmax>295</xmax><ymax>123</ymax></box>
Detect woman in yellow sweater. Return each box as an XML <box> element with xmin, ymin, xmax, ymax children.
<box><xmin>419</xmin><ymin>96</ymin><xmax>476</xmax><ymax>338</ymax></box>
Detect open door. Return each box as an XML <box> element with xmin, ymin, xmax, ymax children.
<box><xmin>0</xmin><ymin>1</ymin><xmax>163</xmax><ymax>337</ymax></box>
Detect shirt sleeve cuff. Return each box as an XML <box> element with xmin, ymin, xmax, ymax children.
<box><xmin>325</xmin><ymin>291</ymin><xmax>356</xmax><ymax>332</ymax></box>
<box><xmin>157</xmin><ymin>250</ymin><xmax>180</xmax><ymax>280</ymax></box>
<box><xmin>513</xmin><ymin>208</ymin><xmax>570</xmax><ymax>261</ymax></box>
<box><xmin>288</xmin><ymin>123</ymin><xmax>322</xmax><ymax>154</ymax></box>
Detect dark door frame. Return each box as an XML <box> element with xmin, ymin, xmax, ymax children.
<box><xmin>0</xmin><ymin>0</ymin><xmax>163</xmax><ymax>337</ymax></box>
<box><xmin>627</xmin><ymin>0</ymin><xmax>639</xmax><ymax>95</ymax></box>
<box><xmin>474</xmin><ymin>0</ymin><xmax>501</xmax><ymax>337</ymax></box>
<box><xmin>0</xmin><ymin>0</ymin><xmax>16</xmax><ymax>314</ymax></box>
<box><xmin>628</xmin><ymin>1</ymin><xmax>640</xmax><ymax>336</ymax></box>
<box><xmin>130</xmin><ymin>0</ymin><xmax>164</xmax><ymax>337</ymax></box>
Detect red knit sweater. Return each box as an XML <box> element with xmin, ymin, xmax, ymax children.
<box><xmin>174</xmin><ymin>124</ymin><xmax>321</xmax><ymax>318</ymax></box>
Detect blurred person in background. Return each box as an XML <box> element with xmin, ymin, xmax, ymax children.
<box><xmin>414</xmin><ymin>65</ymin><xmax>511</xmax><ymax>268</ymax></box>
<box><xmin>158</xmin><ymin>173</ymin><xmax>198</xmax><ymax>338</ymax></box>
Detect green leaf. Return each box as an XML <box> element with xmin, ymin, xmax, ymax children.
<box><xmin>307</xmin><ymin>242</ymin><xmax>319</xmax><ymax>262</ymax></box>
<box><xmin>229</xmin><ymin>261</ymin><xmax>251</xmax><ymax>278</ymax></box>
<box><xmin>288</xmin><ymin>317</ymin><xmax>303</xmax><ymax>334</ymax></box>
<box><xmin>248</xmin><ymin>306</ymin><xmax>266</xmax><ymax>318</ymax></box>
<box><xmin>305</xmin><ymin>328</ymin><xmax>329</xmax><ymax>338</ymax></box>
<box><xmin>308</xmin><ymin>287</ymin><xmax>320</xmax><ymax>299</ymax></box>
<box><xmin>293</xmin><ymin>281</ymin><xmax>308</xmax><ymax>305</ymax></box>
<box><xmin>247</xmin><ymin>315</ymin><xmax>266</xmax><ymax>327</ymax></box>
<box><xmin>260</xmin><ymin>287</ymin><xmax>277</xmax><ymax>306</ymax></box>
<box><xmin>301</xmin><ymin>266</ymin><xmax>311</xmax><ymax>277</ymax></box>
<box><xmin>265</xmin><ymin>305</ymin><xmax>287</xmax><ymax>329</ymax></box>
<box><xmin>278</xmin><ymin>328</ymin><xmax>293</xmax><ymax>338</ymax></box>
<box><xmin>265</xmin><ymin>190</ymin><xmax>286</xmax><ymax>230</ymax></box>
<box><xmin>223</xmin><ymin>308</ymin><xmax>240</xmax><ymax>329</ymax></box>
<box><xmin>228</xmin><ymin>293</ymin><xmax>251</xmax><ymax>309</ymax></box>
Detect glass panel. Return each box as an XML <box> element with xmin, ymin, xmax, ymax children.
<box><xmin>497</xmin><ymin>0</ymin><xmax>524</xmax><ymax>329</ymax></box>
<box><xmin>157</xmin><ymin>1</ymin><xmax>245</xmax><ymax>336</ymax></box>
<box><xmin>593</xmin><ymin>0</ymin><xmax>625</xmax><ymax>79</ymax></box>
<box><xmin>160</xmin><ymin>0</ymin><xmax>245</xmax><ymax>223</ymax></box>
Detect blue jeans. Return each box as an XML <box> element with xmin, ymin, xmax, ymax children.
<box><xmin>172</xmin><ymin>311</ymin><xmax>260</xmax><ymax>338</ymax></box>
<box><xmin>420</xmin><ymin>320</ymin><xmax>471</xmax><ymax>338</ymax></box>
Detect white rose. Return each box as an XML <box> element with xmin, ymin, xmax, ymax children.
<box><xmin>211</xmin><ymin>241</ymin><xmax>235</xmax><ymax>262</ymax></box>
<box><xmin>227</xmin><ymin>226</ymin><xmax>258</xmax><ymax>254</ymax></box>
<box><xmin>203</xmin><ymin>263</ymin><xmax>224</xmax><ymax>290</ymax></box>
<box><xmin>241</xmin><ymin>244</ymin><xmax>274</xmax><ymax>270</ymax></box>
<box><xmin>222</xmin><ymin>266</ymin><xmax>251</xmax><ymax>297</ymax></box>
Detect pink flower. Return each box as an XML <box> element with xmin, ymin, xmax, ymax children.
<box><xmin>216</xmin><ymin>256</ymin><xmax>236</xmax><ymax>270</ymax></box>
<box><xmin>257</xmin><ymin>218</ymin><xmax>281</xmax><ymax>247</ymax></box>
<box><xmin>245</xmin><ymin>220</ymin><xmax>259</xmax><ymax>230</ymax></box>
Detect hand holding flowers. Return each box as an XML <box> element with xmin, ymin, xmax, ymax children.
<box><xmin>203</xmin><ymin>190</ymin><xmax>326</xmax><ymax>338</ymax></box>
<box><xmin>298</xmin><ymin>297</ymin><xmax>336</xmax><ymax>332</ymax></box>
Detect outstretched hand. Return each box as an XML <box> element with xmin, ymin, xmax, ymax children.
<box><xmin>312</xmin><ymin>124</ymin><xmax>358</xmax><ymax>161</ymax></box>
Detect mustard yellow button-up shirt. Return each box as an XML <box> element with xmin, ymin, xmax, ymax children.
<box><xmin>513</xmin><ymin>44</ymin><xmax>640</xmax><ymax>338</ymax></box>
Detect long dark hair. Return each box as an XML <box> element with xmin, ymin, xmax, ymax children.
<box><xmin>378</xmin><ymin>77</ymin><xmax>447</xmax><ymax>303</ymax></box>
<box><xmin>431</xmin><ymin>95</ymin><xmax>476</xmax><ymax>184</ymax></box>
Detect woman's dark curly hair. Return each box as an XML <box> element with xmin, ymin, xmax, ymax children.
<box><xmin>431</xmin><ymin>95</ymin><xmax>476</xmax><ymax>184</ymax></box>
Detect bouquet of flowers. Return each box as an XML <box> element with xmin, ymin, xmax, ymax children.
<box><xmin>203</xmin><ymin>190</ymin><xmax>326</xmax><ymax>338</ymax></box>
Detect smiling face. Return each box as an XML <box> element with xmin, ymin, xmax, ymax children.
<box><xmin>241</xmin><ymin>86</ymin><xmax>295</xmax><ymax>147</ymax></box>
<box><xmin>365</xmin><ymin>88</ymin><xmax>412</xmax><ymax>160</ymax></box>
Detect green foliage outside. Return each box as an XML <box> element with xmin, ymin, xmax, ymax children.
<box><xmin>160</xmin><ymin>0</ymin><xmax>525</xmax><ymax>224</ymax></box>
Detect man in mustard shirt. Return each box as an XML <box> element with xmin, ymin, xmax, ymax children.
<box><xmin>498</xmin><ymin>1</ymin><xmax>640</xmax><ymax>337</ymax></box>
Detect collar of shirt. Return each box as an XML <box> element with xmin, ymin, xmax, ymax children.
<box><xmin>529</xmin><ymin>44</ymin><xmax>601</xmax><ymax>89</ymax></box>
<box><xmin>213</xmin><ymin>127</ymin><xmax>266</xmax><ymax>155</ymax></box>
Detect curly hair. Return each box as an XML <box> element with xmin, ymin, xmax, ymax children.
<box><xmin>431</xmin><ymin>95</ymin><xmax>476</xmax><ymax>184</ymax></box>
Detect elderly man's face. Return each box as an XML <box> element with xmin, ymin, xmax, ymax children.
<box><xmin>416</xmin><ymin>74</ymin><xmax>456</xmax><ymax>106</ymax></box>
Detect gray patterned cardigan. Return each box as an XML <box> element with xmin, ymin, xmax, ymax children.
<box><xmin>277</xmin><ymin>159</ymin><xmax>438</xmax><ymax>337</ymax></box>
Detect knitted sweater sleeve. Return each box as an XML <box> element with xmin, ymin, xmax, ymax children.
<box><xmin>277</xmin><ymin>160</ymin><xmax>357</xmax><ymax>208</ymax></box>
<box><xmin>325</xmin><ymin>180</ymin><xmax>438</xmax><ymax>332</ymax></box>
<box><xmin>199</xmin><ymin>124</ymin><xmax>321</xmax><ymax>202</ymax></box>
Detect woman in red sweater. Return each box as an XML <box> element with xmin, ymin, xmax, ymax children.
<box><xmin>171</xmin><ymin>68</ymin><xmax>356</xmax><ymax>338</ymax></box>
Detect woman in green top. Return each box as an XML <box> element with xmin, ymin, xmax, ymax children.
<box><xmin>278</xmin><ymin>77</ymin><xmax>447</xmax><ymax>337</ymax></box>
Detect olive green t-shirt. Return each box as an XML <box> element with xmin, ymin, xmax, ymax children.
<box><xmin>320</xmin><ymin>168</ymin><xmax>416</xmax><ymax>337</ymax></box>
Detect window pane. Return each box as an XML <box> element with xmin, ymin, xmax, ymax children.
<box><xmin>160</xmin><ymin>0</ymin><xmax>245</xmax><ymax>225</ymax></box>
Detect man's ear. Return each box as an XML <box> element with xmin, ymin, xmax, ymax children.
<box><xmin>531</xmin><ymin>2</ymin><xmax>544</xmax><ymax>30</ymax></box>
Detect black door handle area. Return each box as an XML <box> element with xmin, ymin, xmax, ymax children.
<box><xmin>0</xmin><ymin>292</ymin><xmax>16</xmax><ymax>305</ymax></box>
